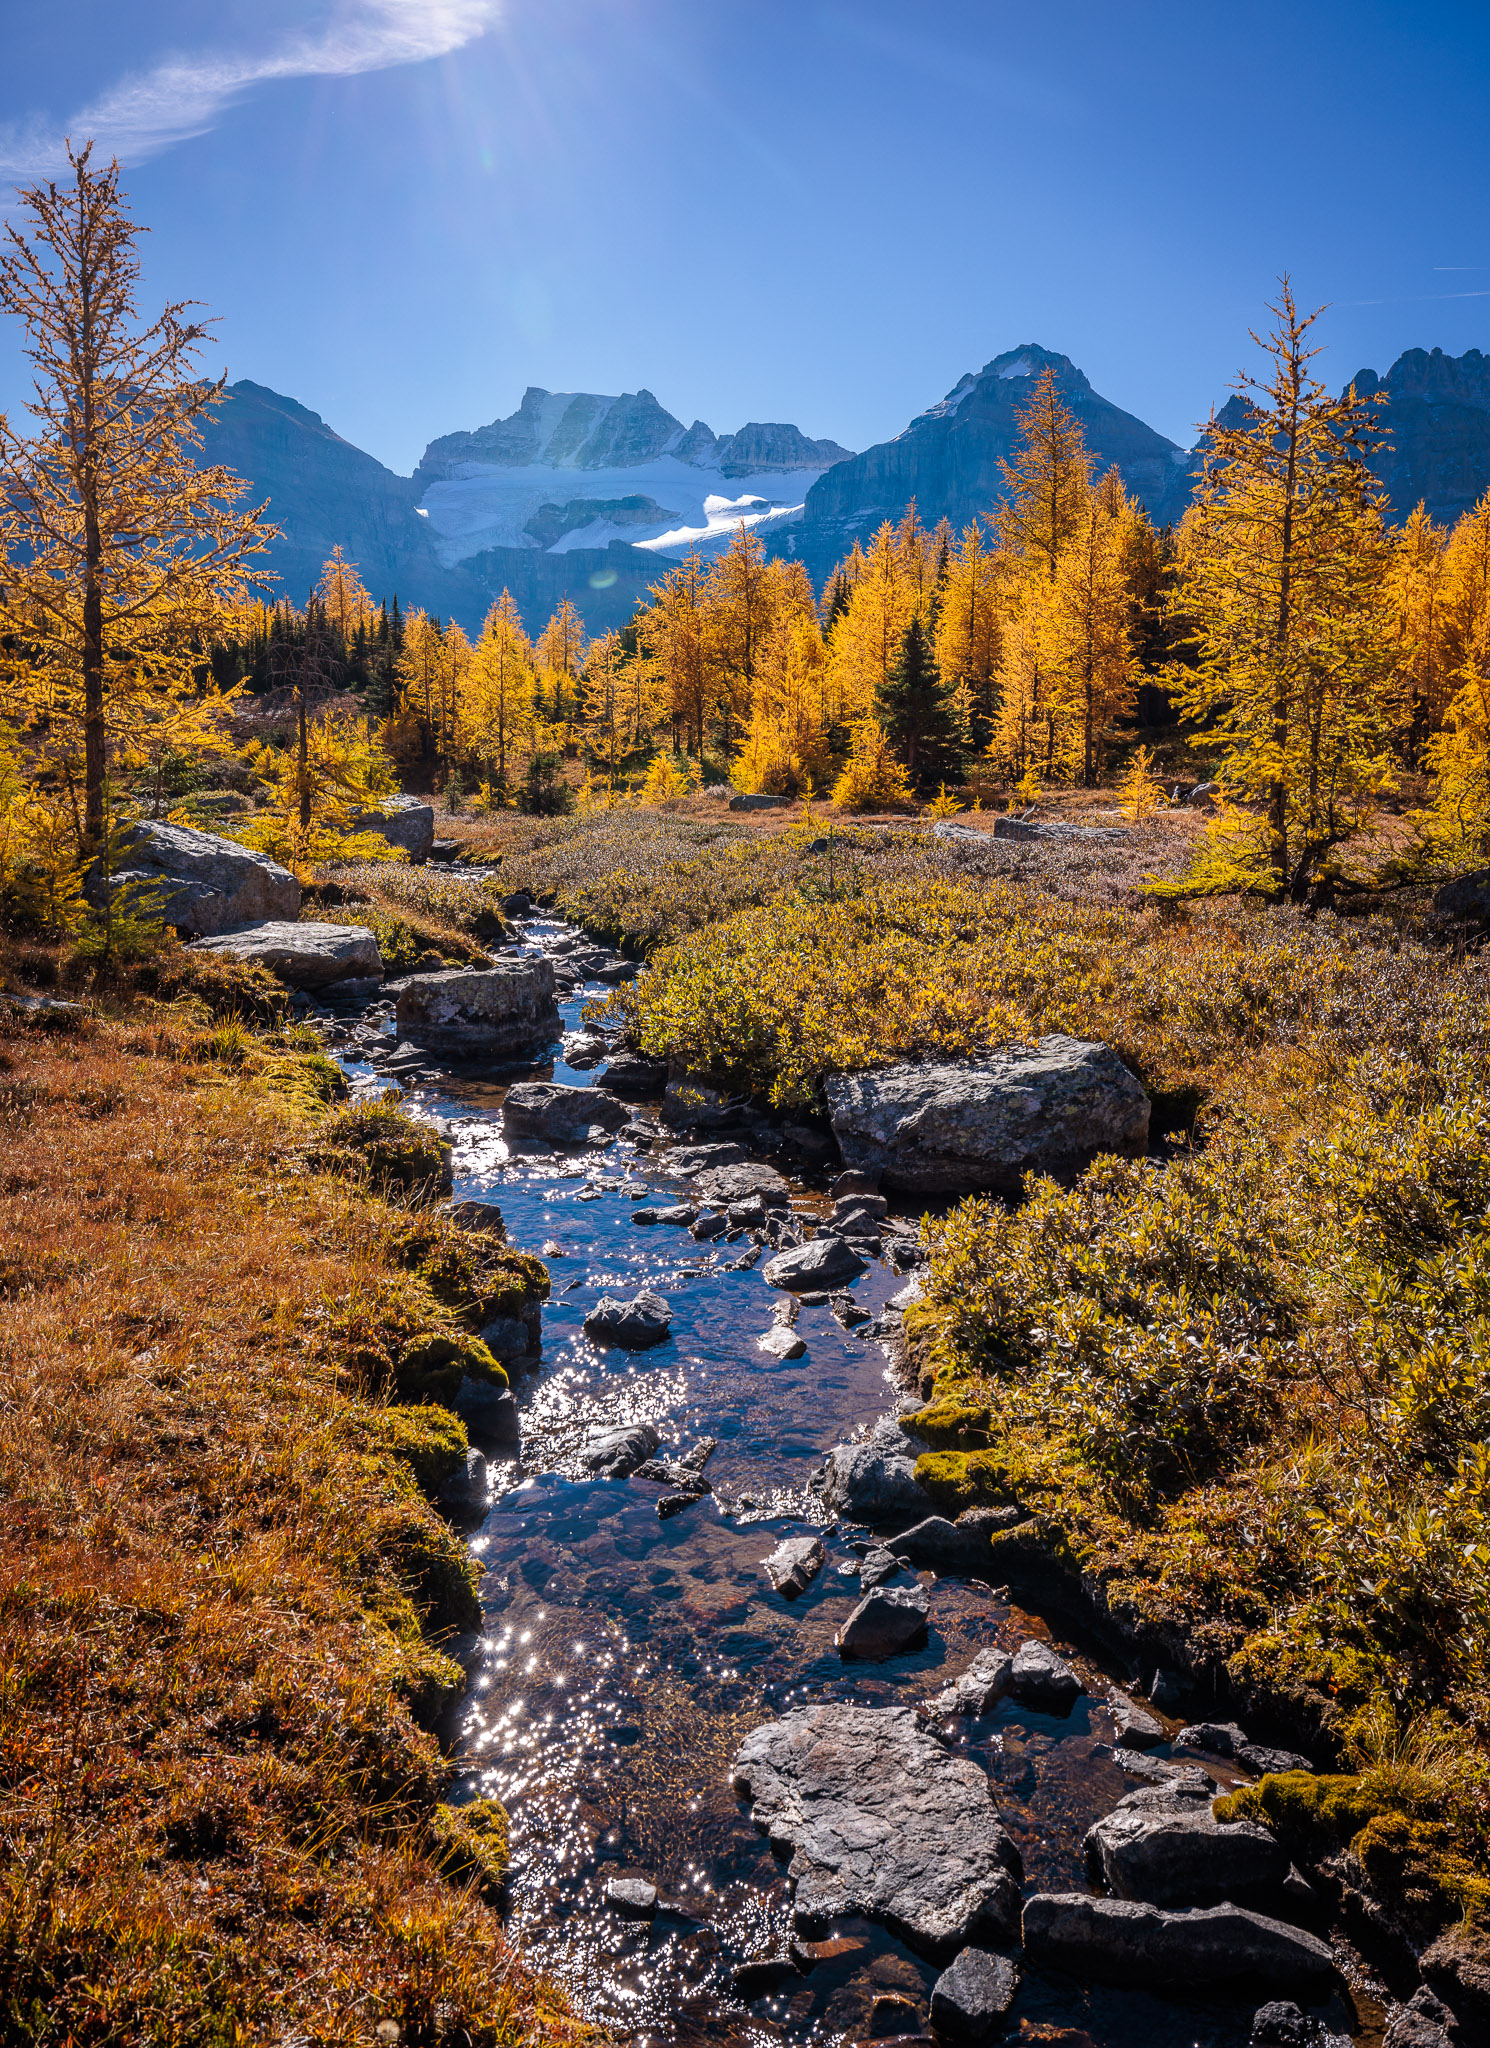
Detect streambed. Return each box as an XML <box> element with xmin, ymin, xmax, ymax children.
<box><xmin>328</xmin><ymin>914</ymin><xmax>1375</xmax><ymax>2048</ymax></box>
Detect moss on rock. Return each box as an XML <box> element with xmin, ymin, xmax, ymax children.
<box><xmin>397</xmin><ymin>1332</ymin><xmax>506</xmax><ymax>1406</ymax></box>
<box><xmin>431</xmin><ymin>1797</ymin><xmax>510</xmax><ymax>1897</ymax></box>
<box><xmin>902</xmin><ymin>1399</ymin><xmax>992</xmax><ymax>1450</ymax></box>
<box><xmin>307</xmin><ymin>1099</ymin><xmax>453</xmax><ymax>1196</ymax></box>
<box><xmin>914</xmin><ymin>1446</ymin><xmax>1011</xmax><ymax>1513</ymax></box>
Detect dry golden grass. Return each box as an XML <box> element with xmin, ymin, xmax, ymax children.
<box><xmin>0</xmin><ymin>999</ymin><xmax>581</xmax><ymax>2047</ymax></box>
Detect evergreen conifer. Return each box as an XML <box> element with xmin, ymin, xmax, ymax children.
<box><xmin>876</xmin><ymin>615</ymin><xmax>964</xmax><ymax>787</ymax></box>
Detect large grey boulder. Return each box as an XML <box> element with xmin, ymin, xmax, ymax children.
<box><xmin>348</xmin><ymin>793</ymin><xmax>436</xmax><ymax>860</ymax></box>
<box><xmin>396</xmin><ymin>962</ymin><xmax>559</xmax><ymax>1056</ymax></box>
<box><xmin>763</xmin><ymin>1236</ymin><xmax>869</xmax><ymax>1291</ymax></box>
<box><xmin>189</xmin><ymin>919</ymin><xmax>381</xmax><ymax>988</ymax></box>
<box><xmin>732</xmin><ymin>1704</ymin><xmax>1023</xmax><ymax>1954</ymax></box>
<box><xmin>1021</xmin><ymin>1894</ymin><xmax>1336</xmax><ymax>1989</ymax></box>
<box><xmin>825</xmin><ymin>1036</ymin><xmax>1151</xmax><ymax>1195</ymax></box>
<box><xmin>86</xmin><ymin>819</ymin><xmax>299</xmax><ymax>936</ymax></box>
<box><xmin>821</xmin><ymin>1421</ymin><xmax>928</xmax><ymax>1524</ymax></box>
<box><xmin>837</xmin><ymin>1582</ymin><xmax>930</xmax><ymax>1659</ymax></box>
<box><xmin>930</xmin><ymin>1946</ymin><xmax>1019</xmax><ymax>2041</ymax></box>
<box><xmin>502</xmin><ymin>1080</ymin><xmax>630</xmax><ymax>1142</ymax></box>
<box><xmin>1084</xmin><ymin>1782</ymin><xmax>1290</xmax><ymax>1906</ymax></box>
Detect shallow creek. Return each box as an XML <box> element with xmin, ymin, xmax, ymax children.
<box><xmin>333</xmin><ymin>914</ymin><xmax>1375</xmax><ymax>2048</ymax></box>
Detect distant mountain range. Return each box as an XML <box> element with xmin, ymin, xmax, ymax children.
<box><xmin>201</xmin><ymin>342</ymin><xmax>1490</xmax><ymax>636</ymax></box>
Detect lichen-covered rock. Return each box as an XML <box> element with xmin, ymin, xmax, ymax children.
<box><xmin>825</xmin><ymin>1037</ymin><xmax>1151</xmax><ymax>1195</ymax></box>
<box><xmin>1021</xmin><ymin>1894</ymin><xmax>1336</xmax><ymax>1988</ymax></box>
<box><xmin>396</xmin><ymin>961</ymin><xmax>559</xmax><ymax>1056</ymax></box>
<box><xmin>86</xmin><ymin>819</ymin><xmax>300</xmax><ymax>936</ymax></box>
<box><xmin>1084</xmin><ymin>1782</ymin><xmax>1289</xmax><ymax>1906</ymax></box>
<box><xmin>190</xmin><ymin>919</ymin><xmax>381</xmax><ymax>988</ymax></box>
<box><xmin>349</xmin><ymin>793</ymin><xmax>436</xmax><ymax>859</ymax></box>
<box><xmin>732</xmin><ymin>1703</ymin><xmax>1023</xmax><ymax>1954</ymax></box>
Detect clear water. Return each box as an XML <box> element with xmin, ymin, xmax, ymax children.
<box><xmin>335</xmin><ymin>917</ymin><xmax>1377</xmax><ymax>2048</ymax></box>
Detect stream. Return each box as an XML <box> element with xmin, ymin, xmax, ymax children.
<box><xmin>325</xmin><ymin>911</ymin><xmax>1376</xmax><ymax>2048</ymax></box>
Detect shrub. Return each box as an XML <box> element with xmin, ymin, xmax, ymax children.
<box><xmin>831</xmin><ymin>719</ymin><xmax>916</xmax><ymax>812</ymax></box>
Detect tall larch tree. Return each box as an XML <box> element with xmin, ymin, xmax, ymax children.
<box><xmin>1169</xmin><ymin>282</ymin><xmax>1399</xmax><ymax>899</ymax></box>
<box><xmin>0</xmin><ymin>143</ymin><xmax>273</xmax><ymax>845</ymax></box>
<box><xmin>460</xmin><ymin>592</ymin><xmax>534</xmax><ymax>789</ymax></box>
<box><xmin>535</xmin><ymin>596</ymin><xmax>587</xmax><ymax>726</ymax></box>
<box><xmin>997</xmin><ymin>367</ymin><xmax>1093</xmax><ymax>584</ymax></box>
<box><xmin>1046</xmin><ymin>472</ymin><xmax>1140</xmax><ymax>786</ymax></box>
<box><xmin>823</xmin><ymin>510</ymin><xmax>940</xmax><ymax>726</ymax></box>
<box><xmin>935</xmin><ymin>524</ymin><xmax>1011</xmax><ymax>753</ymax></box>
<box><xmin>317</xmin><ymin>546</ymin><xmax>375</xmax><ymax>647</ymax></box>
<box><xmin>736</xmin><ymin>608</ymin><xmax>832</xmax><ymax>795</ymax></box>
<box><xmin>639</xmin><ymin>551</ymin><xmax>714</xmax><ymax>759</ymax></box>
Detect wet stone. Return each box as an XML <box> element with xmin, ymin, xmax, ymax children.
<box><xmin>732</xmin><ymin>1703</ymin><xmax>1023</xmax><ymax>1954</ymax></box>
<box><xmin>582</xmin><ymin>1291</ymin><xmax>672</xmax><ymax>1349</ymax></box>
<box><xmin>762</xmin><ymin>1535</ymin><xmax>826</xmax><ymax>1597</ymax></box>
<box><xmin>606</xmin><ymin>1877</ymin><xmax>657</xmax><ymax>1918</ymax></box>
<box><xmin>631</xmin><ymin>1204</ymin><xmax>696</xmax><ymax>1227</ymax></box>
<box><xmin>758</xmin><ymin>1325</ymin><xmax>807</xmax><ymax>1359</ymax></box>
<box><xmin>1009</xmin><ymin>1639</ymin><xmax>1082</xmax><ymax>1715</ymax></box>
<box><xmin>1084</xmin><ymin>1780</ymin><xmax>1290</xmax><ymax>1907</ymax></box>
<box><xmin>837</xmin><ymin>1582</ymin><xmax>930</xmax><ymax>1659</ymax></box>
<box><xmin>1020</xmin><ymin>1894</ymin><xmax>1337</xmax><ymax>1990</ymax></box>
<box><xmin>1109</xmin><ymin>1689</ymin><xmax>1166</xmax><ymax>1749</ymax></box>
<box><xmin>929</xmin><ymin>1946</ymin><xmax>1019</xmax><ymax>2042</ymax></box>
<box><xmin>859</xmin><ymin>1546</ymin><xmax>907</xmax><ymax>1589</ymax></box>
<box><xmin>579</xmin><ymin>1422</ymin><xmax>661</xmax><ymax>1476</ymax></box>
<box><xmin>923</xmin><ymin>1647</ymin><xmax>1014</xmax><ymax>1722</ymax></box>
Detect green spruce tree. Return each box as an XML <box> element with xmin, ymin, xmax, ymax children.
<box><xmin>876</xmin><ymin>614</ymin><xmax>965</xmax><ymax>789</ymax></box>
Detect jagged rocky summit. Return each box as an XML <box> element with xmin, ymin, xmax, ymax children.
<box><xmin>200</xmin><ymin>344</ymin><xmax>1490</xmax><ymax>636</ymax></box>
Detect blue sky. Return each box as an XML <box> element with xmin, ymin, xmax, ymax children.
<box><xmin>3</xmin><ymin>1</ymin><xmax>1488</xmax><ymax>475</ymax></box>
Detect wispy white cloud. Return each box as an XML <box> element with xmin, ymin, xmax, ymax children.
<box><xmin>0</xmin><ymin>0</ymin><xmax>503</xmax><ymax>181</ymax></box>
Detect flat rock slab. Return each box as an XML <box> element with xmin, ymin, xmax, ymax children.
<box><xmin>1009</xmin><ymin>1640</ymin><xmax>1082</xmax><ymax>1714</ymax></box>
<box><xmin>1084</xmin><ymin>1783</ymin><xmax>1289</xmax><ymax>1907</ymax></box>
<box><xmin>694</xmin><ymin>1161</ymin><xmax>791</xmax><ymax>1205</ymax></box>
<box><xmin>190</xmin><ymin>919</ymin><xmax>382</xmax><ymax>988</ymax></box>
<box><xmin>579</xmin><ymin>1422</ymin><xmax>661</xmax><ymax>1476</ymax></box>
<box><xmin>825</xmin><ymin>1036</ymin><xmax>1151</xmax><ymax>1195</ymax></box>
<box><xmin>397</xmin><ymin>962</ymin><xmax>559</xmax><ymax>1056</ymax></box>
<box><xmin>764</xmin><ymin>1236</ymin><xmax>870</xmax><ymax>1291</ymax></box>
<box><xmin>732</xmin><ymin>1704</ymin><xmax>1023</xmax><ymax>1955</ymax></box>
<box><xmin>583</xmin><ymin>1292</ymin><xmax>672</xmax><ymax>1350</ymax></box>
<box><xmin>762</xmin><ymin>1535</ymin><xmax>825</xmax><ymax>1597</ymax></box>
<box><xmin>1021</xmin><ymin>1894</ymin><xmax>1336</xmax><ymax>1989</ymax></box>
<box><xmin>661</xmin><ymin>1142</ymin><xmax>748</xmax><ymax>1173</ymax></box>
<box><xmin>504</xmin><ymin>1080</ymin><xmax>631</xmax><ymax>1140</ymax></box>
<box><xmin>837</xmin><ymin>1583</ymin><xmax>930</xmax><ymax>1659</ymax></box>
<box><xmin>930</xmin><ymin>1946</ymin><xmax>1019</xmax><ymax>2041</ymax></box>
<box><xmin>87</xmin><ymin>819</ymin><xmax>299</xmax><ymax>936</ymax></box>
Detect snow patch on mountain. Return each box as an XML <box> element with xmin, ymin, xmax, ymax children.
<box><xmin>412</xmin><ymin>385</ymin><xmax>849</xmax><ymax>566</ymax></box>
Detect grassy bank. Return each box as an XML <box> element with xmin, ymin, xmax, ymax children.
<box><xmin>0</xmin><ymin>978</ymin><xmax>571</xmax><ymax>2046</ymax></box>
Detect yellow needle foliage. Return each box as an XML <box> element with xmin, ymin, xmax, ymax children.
<box><xmin>0</xmin><ymin>145</ymin><xmax>272</xmax><ymax>846</ymax></box>
<box><xmin>830</xmin><ymin>718</ymin><xmax>916</xmax><ymax>813</ymax></box>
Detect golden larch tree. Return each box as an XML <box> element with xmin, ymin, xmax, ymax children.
<box><xmin>935</xmin><ymin>523</ymin><xmax>1011</xmax><ymax>752</ymax></box>
<box><xmin>0</xmin><ymin>144</ymin><xmax>273</xmax><ymax>844</ymax></box>
<box><xmin>1045</xmin><ymin>472</ymin><xmax>1139</xmax><ymax>786</ymax></box>
<box><xmin>317</xmin><ymin>546</ymin><xmax>375</xmax><ymax>645</ymax></box>
<box><xmin>1168</xmin><ymin>282</ymin><xmax>1399</xmax><ymax>899</ymax></box>
<box><xmin>535</xmin><ymin>596</ymin><xmax>587</xmax><ymax>725</ymax></box>
<box><xmin>997</xmin><ymin>367</ymin><xmax>1093</xmax><ymax>584</ymax></box>
<box><xmin>459</xmin><ymin>592</ymin><xmax>533</xmax><ymax>788</ymax></box>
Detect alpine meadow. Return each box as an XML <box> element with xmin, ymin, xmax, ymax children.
<box><xmin>2</xmin><ymin>28</ymin><xmax>1490</xmax><ymax>2048</ymax></box>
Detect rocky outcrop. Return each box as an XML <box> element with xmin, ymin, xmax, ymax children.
<box><xmin>501</xmin><ymin>1080</ymin><xmax>630</xmax><ymax>1141</ymax></box>
<box><xmin>582</xmin><ymin>1292</ymin><xmax>672</xmax><ymax>1351</ymax></box>
<box><xmin>349</xmin><ymin>794</ymin><xmax>435</xmax><ymax>860</ymax></box>
<box><xmin>1084</xmin><ymin>1782</ymin><xmax>1289</xmax><ymax>1907</ymax></box>
<box><xmin>732</xmin><ymin>1704</ymin><xmax>1023</xmax><ymax>1954</ymax></box>
<box><xmin>395</xmin><ymin>962</ymin><xmax>559</xmax><ymax>1056</ymax></box>
<box><xmin>1021</xmin><ymin>1894</ymin><xmax>1336</xmax><ymax>1988</ymax></box>
<box><xmin>190</xmin><ymin>919</ymin><xmax>381</xmax><ymax>988</ymax></box>
<box><xmin>825</xmin><ymin>1037</ymin><xmax>1150</xmax><ymax>1195</ymax></box>
<box><xmin>86</xmin><ymin>820</ymin><xmax>300</xmax><ymax>937</ymax></box>
<box><xmin>836</xmin><ymin>1583</ymin><xmax>930</xmax><ymax>1659</ymax></box>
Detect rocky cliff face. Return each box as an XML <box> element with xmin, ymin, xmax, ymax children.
<box><xmin>795</xmin><ymin>345</ymin><xmax>1193</xmax><ymax>579</ymax></box>
<box><xmin>1352</xmin><ymin>347</ymin><xmax>1490</xmax><ymax>524</ymax></box>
